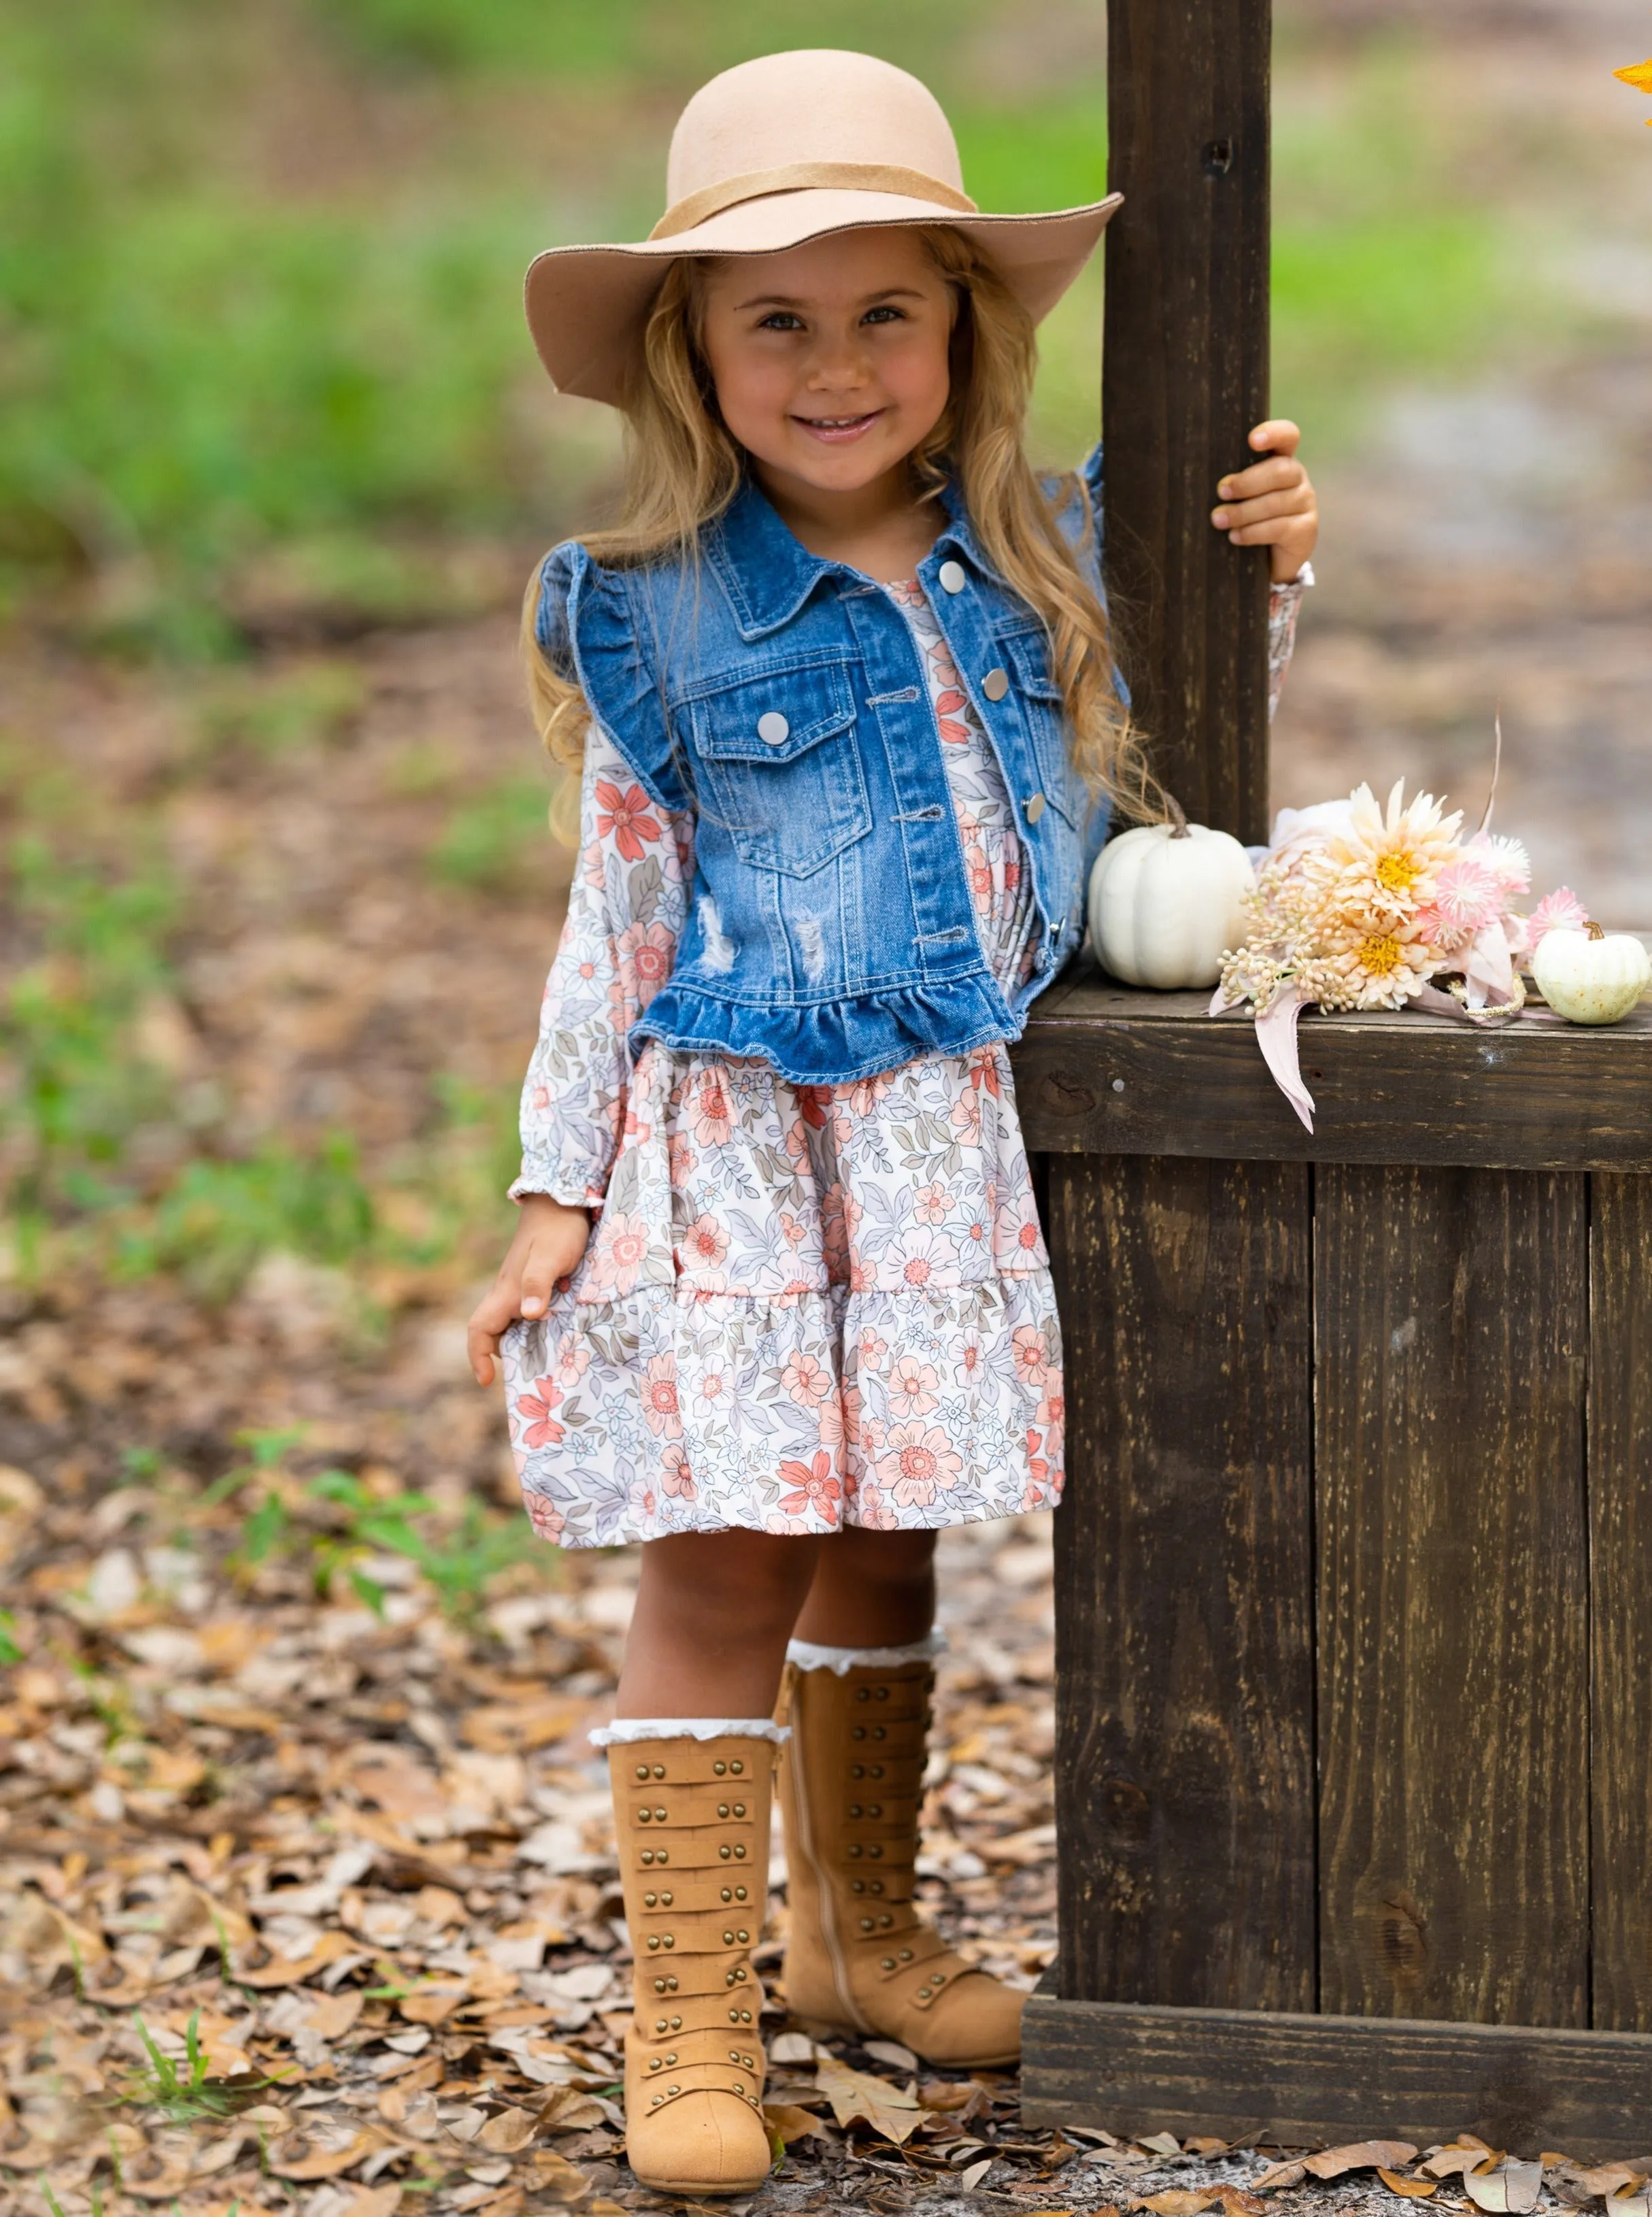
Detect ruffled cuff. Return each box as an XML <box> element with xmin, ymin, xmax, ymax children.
<box><xmin>509</xmin><ymin>1153</ymin><xmax>607</xmax><ymax>1212</ymax></box>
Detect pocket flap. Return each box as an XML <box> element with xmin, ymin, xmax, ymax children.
<box><xmin>688</xmin><ymin>657</ymin><xmax>857</xmax><ymax>765</ymax></box>
<box><xmin>999</xmin><ymin>627</ymin><xmax>1063</xmax><ymax>701</ymax></box>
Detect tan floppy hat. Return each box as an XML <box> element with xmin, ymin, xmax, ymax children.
<box><xmin>524</xmin><ymin>48</ymin><xmax>1122</xmax><ymax>407</ymax></box>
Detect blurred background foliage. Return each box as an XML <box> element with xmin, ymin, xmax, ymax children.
<box><xmin>0</xmin><ymin>0</ymin><xmax>1610</xmax><ymax>1305</ymax></box>
<box><xmin>0</xmin><ymin>0</ymin><xmax>1555</xmax><ymax>650</ymax></box>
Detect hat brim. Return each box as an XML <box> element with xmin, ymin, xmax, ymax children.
<box><xmin>524</xmin><ymin>188</ymin><xmax>1123</xmax><ymax>405</ymax></box>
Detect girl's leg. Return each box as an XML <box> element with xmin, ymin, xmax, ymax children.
<box><xmin>788</xmin><ymin>1525</ymin><xmax>937</xmax><ymax>1648</ymax></box>
<box><xmin>615</xmin><ymin>1529</ymin><xmax>823</xmax><ymax>1716</ymax></box>
<box><xmin>606</xmin><ymin>1531</ymin><xmax>821</xmax><ymax>2194</ymax></box>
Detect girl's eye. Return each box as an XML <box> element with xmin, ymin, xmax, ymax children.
<box><xmin>757</xmin><ymin>312</ymin><xmax>805</xmax><ymax>331</ymax></box>
<box><xmin>862</xmin><ymin>305</ymin><xmax>905</xmax><ymax>324</ymax></box>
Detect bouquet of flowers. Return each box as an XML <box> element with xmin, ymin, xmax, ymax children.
<box><xmin>1211</xmin><ymin>775</ymin><xmax>1584</xmax><ymax>1130</ymax></box>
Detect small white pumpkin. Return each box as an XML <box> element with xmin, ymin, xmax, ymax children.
<box><xmin>1088</xmin><ymin>803</ymin><xmax>1255</xmax><ymax>988</ymax></box>
<box><xmin>1532</xmin><ymin>921</ymin><xmax>1651</xmax><ymax>1025</ymax></box>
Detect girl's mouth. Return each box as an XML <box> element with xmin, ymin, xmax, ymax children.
<box><xmin>792</xmin><ymin>409</ymin><xmax>885</xmax><ymax>444</ymax></box>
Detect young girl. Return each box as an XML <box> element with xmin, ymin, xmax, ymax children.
<box><xmin>469</xmin><ymin>48</ymin><xmax>1318</xmax><ymax>2195</ymax></box>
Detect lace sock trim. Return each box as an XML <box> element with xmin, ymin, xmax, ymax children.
<box><xmin>784</xmin><ymin>1631</ymin><xmax>947</xmax><ymax>1676</ymax></box>
<box><xmin>588</xmin><ymin>1716</ymin><xmax>790</xmax><ymax>1748</ymax></box>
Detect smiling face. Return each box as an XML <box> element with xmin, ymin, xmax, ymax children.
<box><xmin>698</xmin><ymin>229</ymin><xmax>956</xmax><ymax>509</ymax></box>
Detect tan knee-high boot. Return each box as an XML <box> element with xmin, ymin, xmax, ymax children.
<box><xmin>777</xmin><ymin>1653</ymin><xmax>1024</xmax><ymax>2067</ymax></box>
<box><xmin>607</xmin><ymin>1733</ymin><xmax>777</xmax><ymax>2195</ymax></box>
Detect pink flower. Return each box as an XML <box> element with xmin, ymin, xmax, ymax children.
<box><xmin>660</xmin><ymin>1444</ymin><xmax>696</xmax><ymax>1500</ymax></box>
<box><xmin>680</xmin><ymin>1213</ymin><xmax>728</xmax><ymax>1269</ymax></box>
<box><xmin>856</xmin><ymin>1328</ymin><xmax>888</xmax><ymax>1373</ymax></box>
<box><xmin>949</xmin><ymin>1089</ymin><xmax>983</xmax><ymax>1144</ymax></box>
<box><xmin>617</xmin><ymin>920</ymin><xmax>676</xmax><ymax>1007</ymax></box>
<box><xmin>594</xmin><ymin>780</ymin><xmax>662</xmax><ymax>863</ymax></box>
<box><xmin>1469</xmin><ymin>831</ymin><xmax>1532</xmax><ymax>901</ymax></box>
<box><xmin>667</xmin><ymin>1132</ymin><xmax>697</xmax><ymax>1186</ymax></box>
<box><xmin>894</xmin><ymin>1227</ymin><xmax>958</xmax><ymax>1290</ymax></box>
<box><xmin>1415</xmin><ymin>853</ymin><xmax>1502</xmax><ymax>951</ymax></box>
<box><xmin>879</xmin><ymin>1421</ymin><xmax>963</xmax><ymax>1507</ymax></box>
<box><xmin>887</xmin><ymin>1356</ymin><xmax>940</xmax><ymax>1418</ymax></box>
<box><xmin>524</xmin><ymin>1493</ymin><xmax>564</xmax><ymax>1544</ymax></box>
<box><xmin>694</xmin><ymin>1369</ymin><xmax>728</xmax><ymax>1407</ymax></box>
<box><xmin>585</xmin><ymin>1210</ymin><xmax>650</xmax><ymax>1296</ymax></box>
<box><xmin>913</xmin><ymin>1183</ymin><xmax>951</xmax><ymax>1227</ymax></box>
<box><xmin>689</xmin><ymin>1071</ymin><xmax>735</xmax><ymax>1148</ymax></box>
<box><xmin>552</xmin><ymin>1333</ymin><xmax>590</xmax><ymax>1387</ymax></box>
<box><xmin>1012</xmin><ymin>1326</ymin><xmax>1053</xmax><ymax>1388</ymax></box>
<box><xmin>513</xmin><ymin>1375</ymin><xmax>564</xmax><ymax>1450</ymax></box>
<box><xmin>777</xmin><ymin>1450</ymin><xmax>842</xmax><ymax>1518</ymax></box>
<box><xmin>1527</xmin><ymin>885</ymin><xmax>1589</xmax><ymax>950</ymax></box>
<box><xmin>854</xmin><ymin>1478</ymin><xmax>899</xmax><ymax>1531</ymax></box>
<box><xmin>640</xmin><ymin>1354</ymin><xmax>681</xmax><ymax>1438</ymax></box>
<box><xmin>843</xmin><ymin>1072</ymin><xmax>895</xmax><ymax>1117</ymax></box>
<box><xmin>781</xmin><ymin>1352</ymin><xmax>832</xmax><ymax>1406</ymax></box>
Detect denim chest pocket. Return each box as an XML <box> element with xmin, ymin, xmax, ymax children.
<box><xmin>685</xmin><ymin>654</ymin><xmax>871</xmax><ymax>877</ymax></box>
<box><xmin>998</xmin><ymin>628</ymin><xmax>1078</xmax><ymax>827</ymax></box>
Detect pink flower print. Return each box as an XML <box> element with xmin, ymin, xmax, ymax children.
<box><xmin>660</xmin><ymin>1444</ymin><xmax>696</xmax><ymax>1500</ymax></box>
<box><xmin>1038</xmin><ymin>1385</ymin><xmax>1066</xmax><ymax>1432</ymax></box>
<box><xmin>857</xmin><ymin>1327</ymin><xmax>889</xmax><ymax>1372</ymax></box>
<box><xmin>781</xmin><ymin>1352</ymin><xmax>832</xmax><ymax>1407</ymax></box>
<box><xmin>630</xmin><ymin>1480</ymin><xmax>658</xmax><ymax>1522</ymax></box>
<box><xmin>667</xmin><ymin>1131</ymin><xmax>697</xmax><ymax>1187</ymax></box>
<box><xmin>814</xmin><ymin>1395</ymin><xmax>845</xmax><ymax>1454</ymax></box>
<box><xmin>858</xmin><ymin>1413</ymin><xmax>889</xmax><ymax>1458</ymax></box>
<box><xmin>968</xmin><ymin>1051</ymin><xmax>1002</xmax><ymax>1099</ymax></box>
<box><xmin>680</xmin><ymin>1213</ymin><xmax>729</xmax><ymax>1271</ymax></box>
<box><xmin>1528</xmin><ymin>885</ymin><xmax>1589</xmax><ymax>950</ymax></box>
<box><xmin>532</xmin><ymin>1084</ymin><xmax>551</xmax><ymax>1111</ymax></box>
<box><xmin>879</xmin><ymin>1422</ymin><xmax>963</xmax><ymax>1507</ymax></box>
<box><xmin>513</xmin><ymin>1375</ymin><xmax>565</xmax><ymax>1450</ymax></box>
<box><xmin>641</xmin><ymin>1354</ymin><xmax>681</xmax><ymax>1439</ymax></box>
<box><xmin>618</xmin><ymin>920</ymin><xmax>676</xmax><ymax>1007</ymax></box>
<box><xmin>843</xmin><ymin>1072</ymin><xmax>895</xmax><ymax>1117</ymax></box>
<box><xmin>894</xmin><ymin>1226</ymin><xmax>958</xmax><ymax>1290</ymax></box>
<box><xmin>1012</xmin><ymin>1325</ymin><xmax>1053</xmax><ymax>1388</ymax></box>
<box><xmin>524</xmin><ymin>1493</ymin><xmax>565</xmax><ymax>1544</ymax></box>
<box><xmin>553</xmin><ymin>1333</ymin><xmax>590</xmax><ymax>1387</ymax></box>
<box><xmin>847</xmin><ymin>1255</ymin><xmax>872</xmax><ymax>1295</ymax></box>
<box><xmin>586</xmin><ymin>1210</ymin><xmax>650</xmax><ymax>1297</ymax></box>
<box><xmin>694</xmin><ymin>1367</ymin><xmax>729</xmax><ymax>1410</ymax></box>
<box><xmin>777</xmin><ymin>1450</ymin><xmax>842</xmax><ymax>1519</ymax></box>
<box><xmin>855</xmin><ymin>1478</ymin><xmax>899</xmax><ymax>1531</ymax></box>
<box><xmin>778</xmin><ymin>1210</ymin><xmax>807</xmax><ymax>1250</ymax></box>
<box><xmin>949</xmin><ymin>1090</ymin><xmax>983</xmax><ymax>1144</ymax></box>
<box><xmin>954</xmin><ymin>1327</ymin><xmax>985</xmax><ymax>1384</ymax></box>
<box><xmin>594</xmin><ymin>780</ymin><xmax>663</xmax><ymax>863</ymax></box>
<box><xmin>689</xmin><ymin>1071</ymin><xmax>735</xmax><ymax>1148</ymax></box>
<box><xmin>913</xmin><ymin>1183</ymin><xmax>951</xmax><ymax>1228</ymax></box>
<box><xmin>997</xmin><ymin>1192</ymin><xmax>1045</xmax><ymax>1267</ymax></box>
<box><xmin>887</xmin><ymin>1356</ymin><xmax>940</xmax><ymax>1419</ymax></box>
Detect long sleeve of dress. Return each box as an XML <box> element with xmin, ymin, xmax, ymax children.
<box><xmin>1268</xmin><ymin>563</ymin><xmax>1313</xmax><ymax>720</ymax></box>
<box><xmin>511</xmin><ymin>729</ymin><xmax>694</xmax><ymax>1208</ymax></box>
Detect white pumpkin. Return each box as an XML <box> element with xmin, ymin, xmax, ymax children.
<box><xmin>1532</xmin><ymin>922</ymin><xmax>1651</xmax><ymax>1025</ymax></box>
<box><xmin>1088</xmin><ymin>810</ymin><xmax>1254</xmax><ymax>988</ymax></box>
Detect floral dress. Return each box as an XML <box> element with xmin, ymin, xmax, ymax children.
<box><xmin>502</xmin><ymin>573</ymin><xmax>1309</xmax><ymax>1548</ymax></box>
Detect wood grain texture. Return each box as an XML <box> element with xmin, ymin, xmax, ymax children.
<box><xmin>1048</xmin><ymin>1154</ymin><xmax>1315</xmax><ymax>2012</ymax></box>
<box><xmin>1019</xmin><ymin>1992</ymin><xmax>1652</xmax><ymax>2157</ymax></box>
<box><xmin>1589</xmin><ymin>1176</ymin><xmax>1652</xmax><ymax>2032</ymax></box>
<box><xmin>1315</xmin><ymin>1165</ymin><xmax>1590</xmax><ymax>2028</ymax></box>
<box><xmin>1103</xmin><ymin>0</ymin><xmax>1272</xmax><ymax>840</ymax></box>
<box><xmin>1011</xmin><ymin>963</ymin><xmax>1652</xmax><ymax>1170</ymax></box>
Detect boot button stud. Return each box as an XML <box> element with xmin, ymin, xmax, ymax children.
<box><xmin>713</xmin><ymin>1761</ymin><xmax>726</xmax><ymax>1775</ymax></box>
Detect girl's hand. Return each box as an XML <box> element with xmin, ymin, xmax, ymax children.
<box><xmin>467</xmin><ymin>1194</ymin><xmax>592</xmax><ymax>1386</ymax></box>
<box><xmin>1211</xmin><ymin>419</ymin><xmax>1319</xmax><ymax>584</ymax></box>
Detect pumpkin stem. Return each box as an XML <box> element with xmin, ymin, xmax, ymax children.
<box><xmin>1166</xmin><ymin>794</ymin><xmax>1191</xmax><ymax>839</ymax></box>
<box><xmin>1587</xmin><ymin>920</ymin><xmax>1606</xmax><ymax>940</ymax></box>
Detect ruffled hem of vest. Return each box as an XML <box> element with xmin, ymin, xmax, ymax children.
<box><xmin>630</xmin><ymin>975</ymin><xmax>1019</xmax><ymax>1086</ymax></box>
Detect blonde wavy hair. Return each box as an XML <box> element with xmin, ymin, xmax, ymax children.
<box><xmin>523</xmin><ymin>224</ymin><xmax>1156</xmax><ymax>813</ymax></box>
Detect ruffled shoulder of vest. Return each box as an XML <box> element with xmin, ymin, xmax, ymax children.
<box><xmin>532</xmin><ymin>541</ymin><xmax>694</xmax><ymax>816</ymax></box>
<box><xmin>1039</xmin><ymin>443</ymin><xmax>1106</xmax><ymax>597</ymax></box>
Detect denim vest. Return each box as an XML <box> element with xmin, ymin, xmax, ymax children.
<box><xmin>535</xmin><ymin>448</ymin><xmax>1113</xmax><ymax>1085</ymax></box>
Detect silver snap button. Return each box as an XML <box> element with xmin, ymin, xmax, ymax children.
<box><xmin>982</xmin><ymin>667</ymin><xmax>1010</xmax><ymax>701</ymax></box>
<box><xmin>1024</xmin><ymin>792</ymin><xmax>1046</xmax><ymax>824</ymax></box>
<box><xmin>937</xmin><ymin>559</ymin><xmax>966</xmax><ymax>594</ymax></box>
<box><xmin>757</xmin><ymin>711</ymin><xmax>790</xmax><ymax>746</ymax></box>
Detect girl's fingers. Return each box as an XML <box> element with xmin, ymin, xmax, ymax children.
<box><xmin>1249</xmin><ymin>417</ymin><xmax>1301</xmax><ymax>456</ymax></box>
<box><xmin>467</xmin><ymin>1320</ymin><xmax>501</xmax><ymax>1388</ymax></box>
<box><xmin>520</xmin><ymin>1256</ymin><xmax>557</xmax><ymax>1319</ymax></box>
<box><xmin>1217</xmin><ymin>456</ymin><xmax>1305</xmax><ymax>503</ymax></box>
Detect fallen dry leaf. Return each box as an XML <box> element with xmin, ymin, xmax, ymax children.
<box><xmin>267</xmin><ymin>2129</ymin><xmax>384</xmax><ymax>2180</ymax></box>
<box><xmin>814</xmin><ymin>2054</ymin><xmax>925</xmax><ymax>2146</ymax></box>
<box><xmin>1135</xmin><ymin>2192</ymin><xmax>1221</xmax><ymax>2216</ymax></box>
<box><xmin>1306</xmin><ymin>2143</ymin><xmax>1421</xmax><ymax>2181</ymax></box>
<box><xmin>476</xmin><ymin>2105</ymin><xmax>539</xmax><ymax>2154</ymax></box>
<box><xmin>764</xmin><ymin>2101</ymin><xmax>834</xmax><ymax>2146</ymax></box>
<box><xmin>1140</xmin><ymin>2133</ymin><xmax>1185</xmax><ymax>2157</ymax></box>
<box><xmin>1464</xmin><ymin>2161</ymin><xmax>1543</xmax><ymax>2214</ymax></box>
<box><xmin>1426</xmin><ymin>2146</ymin><xmax>1505</xmax><ymax>2182</ymax></box>
<box><xmin>1381</xmin><ymin>2169</ymin><xmax>1440</xmax><ymax>2199</ymax></box>
<box><xmin>340</xmin><ymin>2188</ymin><xmax>403</xmax><ymax>2217</ymax></box>
<box><xmin>1253</xmin><ymin>2163</ymin><xmax>1309</xmax><ymax>2195</ymax></box>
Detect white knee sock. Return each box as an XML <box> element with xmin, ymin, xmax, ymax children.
<box><xmin>589</xmin><ymin>1716</ymin><xmax>790</xmax><ymax>1748</ymax></box>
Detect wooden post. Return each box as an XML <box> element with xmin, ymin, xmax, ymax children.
<box><xmin>1102</xmin><ymin>0</ymin><xmax>1272</xmax><ymax>841</ymax></box>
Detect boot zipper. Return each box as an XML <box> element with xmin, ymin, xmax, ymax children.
<box><xmin>788</xmin><ymin>1709</ymin><xmax>869</xmax><ymax>2032</ymax></box>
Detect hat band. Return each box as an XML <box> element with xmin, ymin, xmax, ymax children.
<box><xmin>649</xmin><ymin>160</ymin><xmax>979</xmax><ymax>241</ymax></box>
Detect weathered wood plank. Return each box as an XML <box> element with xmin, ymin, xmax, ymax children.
<box><xmin>1315</xmin><ymin>1165</ymin><xmax>1590</xmax><ymax>2028</ymax></box>
<box><xmin>1019</xmin><ymin>1992</ymin><xmax>1652</xmax><ymax>2158</ymax></box>
<box><xmin>1589</xmin><ymin>1174</ymin><xmax>1652</xmax><ymax>2033</ymax></box>
<box><xmin>1103</xmin><ymin>0</ymin><xmax>1272</xmax><ymax>840</ymax></box>
<box><xmin>1048</xmin><ymin>1154</ymin><xmax>1315</xmax><ymax>2012</ymax></box>
<box><xmin>1011</xmin><ymin>963</ymin><xmax>1652</xmax><ymax>1171</ymax></box>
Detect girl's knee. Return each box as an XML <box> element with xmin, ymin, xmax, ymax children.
<box><xmin>639</xmin><ymin>1530</ymin><xmax>820</xmax><ymax>1635</ymax></box>
<box><xmin>837</xmin><ymin>1526</ymin><xmax>937</xmax><ymax>1588</ymax></box>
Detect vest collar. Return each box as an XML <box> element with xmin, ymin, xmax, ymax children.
<box><xmin>705</xmin><ymin>469</ymin><xmax>1002</xmax><ymax>641</ymax></box>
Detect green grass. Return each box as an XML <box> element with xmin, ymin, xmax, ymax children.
<box><xmin>430</xmin><ymin>771</ymin><xmax>560</xmax><ymax>890</ymax></box>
